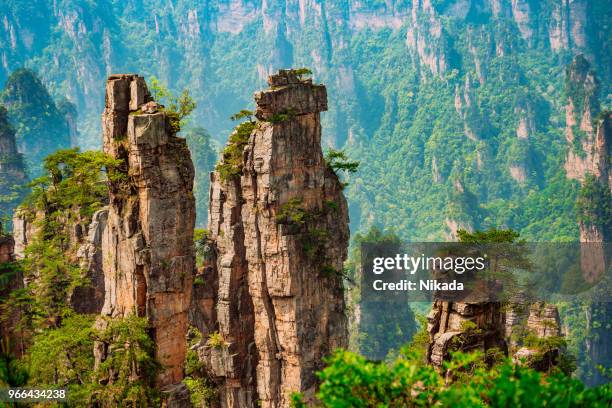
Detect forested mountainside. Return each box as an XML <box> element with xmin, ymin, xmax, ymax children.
<box><xmin>1</xmin><ymin>68</ymin><xmax>608</xmax><ymax>408</ymax></box>
<box><xmin>1</xmin><ymin>0</ymin><xmax>610</xmax><ymax>238</ymax></box>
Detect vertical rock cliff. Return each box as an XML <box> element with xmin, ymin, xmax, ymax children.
<box><xmin>427</xmin><ymin>300</ymin><xmax>507</xmax><ymax>369</ymax></box>
<box><xmin>563</xmin><ymin>55</ymin><xmax>612</xmax><ymax>386</ymax></box>
<box><xmin>204</xmin><ymin>70</ymin><xmax>349</xmax><ymax>407</ymax></box>
<box><xmin>97</xmin><ymin>74</ymin><xmax>196</xmax><ymax>388</ymax></box>
<box><xmin>0</xmin><ymin>222</ymin><xmax>23</xmax><ymax>357</ymax></box>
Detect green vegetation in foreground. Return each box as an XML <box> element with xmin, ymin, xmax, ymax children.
<box><xmin>23</xmin><ymin>314</ymin><xmax>160</xmax><ymax>407</ymax></box>
<box><xmin>290</xmin><ymin>348</ymin><xmax>612</xmax><ymax>408</ymax></box>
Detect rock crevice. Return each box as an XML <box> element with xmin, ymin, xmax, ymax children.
<box><xmin>204</xmin><ymin>70</ymin><xmax>349</xmax><ymax>407</ymax></box>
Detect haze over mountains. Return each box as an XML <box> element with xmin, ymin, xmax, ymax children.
<box><xmin>1</xmin><ymin>0</ymin><xmax>610</xmax><ymax>238</ymax></box>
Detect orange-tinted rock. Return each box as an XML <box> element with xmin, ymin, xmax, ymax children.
<box><xmin>205</xmin><ymin>70</ymin><xmax>349</xmax><ymax>407</ymax></box>
<box><xmin>98</xmin><ymin>74</ymin><xmax>195</xmax><ymax>388</ymax></box>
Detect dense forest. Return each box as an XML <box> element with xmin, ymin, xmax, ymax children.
<box><xmin>0</xmin><ymin>1</ymin><xmax>611</xmax><ymax>406</ymax></box>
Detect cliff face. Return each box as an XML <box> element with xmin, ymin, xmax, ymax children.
<box><xmin>204</xmin><ymin>70</ymin><xmax>349</xmax><ymax>407</ymax></box>
<box><xmin>0</xmin><ymin>223</ymin><xmax>23</xmax><ymax>357</ymax></box>
<box><xmin>564</xmin><ymin>55</ymin><xmax>603</xmax><ymax>184</ymax></box>
<box><xmin>563</xmin><ymin>55</ymin><xmax>612</xmax><ymax>386</ymax></box>
<box><xmin>2</xmin><ymin>1</ymin><xmax>608</xmax><ymax>148</ymax></box>
<box><xmin>426</xmin><ymin>300</ymin><xmax>507</xmax><ymax>368</ymax></box>
<box><xmin>97</xmin><ymin>74</ymin><xmax>196</xmax><ymax>388</ymax></box>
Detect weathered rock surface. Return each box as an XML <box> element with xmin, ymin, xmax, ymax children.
<box><xmin>563</xmin><ymin>56</ymin><xmax>611</xmax><ymax>281</ymax></box>
<box><xmin>0</xmin><ymin>222</ymin><xmax>14</xmax><ymax>264</ymax></box>
<box><xmin>72</xmin><ymin>208</ymin><xmax>108</xmax><ymax>314</ymax></box>
<box><xmin>0</xmin><ymin>222</ymin><xmax>24</xmax><ymax>357</ymax></box>
<box><xmin>204</xmin><ymin>70</ymin><xmax>349</xmax><ymax>407</ymax></box>
<box><xmin>427</xmin><ymin>300</ymin><xmax>507</xmax><ymax>368</ymax></box>
<box><xmin>97</xmin><ymin>74</ymin><xmax>196</xmax><ymax>388</ymax></box>
<box><xmin>512</xmin><ymin>302</ymin><xmax>563</xmax><ymax>371</ymax></box>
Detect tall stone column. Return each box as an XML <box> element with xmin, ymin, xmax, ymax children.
<box><xmin>206</xmin><ymin>70</ymin><xmax>349</xmax><ymax>407</ymax></box>
<box><xmin>98</xmin><ymin>74</ymin><xmax>196</xmax><ymax>388</ymax></box>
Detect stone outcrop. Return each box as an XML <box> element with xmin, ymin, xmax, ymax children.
<box><xmin>0</xmin><ymin>222</ymin><xmax>14</xmax><ymax>264</ymax></box>
<box><xmin>72</xmin><ymin>208</ymin><xmax>108</xmax><ymax>314</ymax></box>
<box><xmin>0</xmin><ymin>222</ymin><xmax>24</xmax><ymax>357</ymax></box>
<box><xmin>427</xmin><ymin>300</ymin><xmax>507</xmax><ymax>368</ymax></box>
<box><xmin>512</xmin><ymin>302</ymin><xmax>563</xmax><ymax>371</ymax></box>
<box><xmin>563</xmin><ymin>56</ymin><xmax>611</xmax><ymax>279</ymax></box>
<box><xmin>12</xmin><ymin>204</ymin><xmax>107</xmax><ymax>314</ymax></box>
<box><xmin>564</xmin><ymin>55</ymin><xmax>603</xmax><ymax>183</ymax></box>
<box><xmin>96</xmin><ymin>74</ymin><xmax>196</xmax><ymax>388</ymax></box>
<box><xmin>204</xmin><ymin>70</ymin><xmax>349</xmax><ymax>407</ymax></box>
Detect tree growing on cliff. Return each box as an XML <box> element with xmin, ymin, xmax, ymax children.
<box><xmin>148</xmin><ymin>76</ymin><xmax>196</xmax><ymax>134</ymax></box>
<box><xmin>15</xmin><ymin>149</ymin><xmax>121</xmax><ymax>326</ymax></box>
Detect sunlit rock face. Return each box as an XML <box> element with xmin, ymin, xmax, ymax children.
<box><xmin>97</xmin><ymin>74</ymin><xmax>196</xmax><ymax>388</ymax></box>
<box><xmin>205</xmin><ymin>70</ymin><xmax>349</xmax><ymax>407</ymax></box>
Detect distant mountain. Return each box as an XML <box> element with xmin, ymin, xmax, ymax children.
<box><xmin>1</xmin><ymin>69</ymin><xmax>72</xmax><ymax>176</ymax></box>
<box><xmin>1</xmin><ymin>0</ymin><xmax>610</xmax><ymax>239</ymax></box>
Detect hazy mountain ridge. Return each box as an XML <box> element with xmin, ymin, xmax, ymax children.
<box><xmin>1</xmin><ymin>0</ymin><xmax>610</xmax><ymax>239</ymax></box>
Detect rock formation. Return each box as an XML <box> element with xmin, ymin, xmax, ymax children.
<box><xmin>0</xmin><ymin>221</ymin><xmax>24</xmax><ymax>357</ymax></box>
<box><xmin>96</xmin><ymin>74</ymin><xmax>196</xmax><ymax>388</ymax></box>
<box><xmin>11</xmin><ymin>203</ymin><xmax>106</xmax><ymax>315</ymax></box>
<box><xmin>426</xmin><ymin>300</ymin><xmax>507</xmax><ymax>368</ymax></box>
<box><xmin>563</xmin><ymin>55</ymin><xmax>612</xmax><ymax>386</ymax></box>
<box><xmin>512</xmin><ymin>302</ymin><xmax>563</xmax><ymax>371</ymax></box>
<box><xmin>202</xmin><ymin>69</ymin><xmax>349</xmax><ymax>407</ymax></box>
<box><xmin>564</xmin><ymin>55</ymin><xmax>603</xmax><ymax>184</ymax></box>
<box><xmin>0</xmin><ymin>222</ymin><xmax>14</xmax><ymax>264</ymax></box>
<box><xmin>72</xmin><ymin>208</ymin><xmax>108</xmax><ymax>314</ymax></box>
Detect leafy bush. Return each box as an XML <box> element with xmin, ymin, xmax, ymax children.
<box><xmin>148</xmin><ymin>76</ymin><xmax>196</xmax><ymax>134</ymax></box>
<box><xmin>216</xmin><ymin>120</ymin><xmax>256</xmax><ymax>181</ymax></box>
<box><xmin>576</xmin><ymin>175</ymin><xmax>612</xmax><ymax>232</ymax></box>
<box><xmin>24</xmin><ymin>314</ymin><xmax>160</xmax><ymax>407</ymax></box>
<box><xmin>206</xmin><ymin>331</ymin><xmax>228</xmax><ymax>349</ymax></box>
<box><xmin>291</xmin><ymin>349</ymin><xmax>612</xmax><ymax>407</ymax></box>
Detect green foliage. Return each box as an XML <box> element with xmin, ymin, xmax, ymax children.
<box><xmin>25</xmin><ymin>314</ymin><xmax>95</xmax><ymax>390</ymax></box>
<box><xmin>24</xmin><ymin>314</ymin><xmax>160</xmax><ymax>407</ymax></box>
<box><xmin>216</xmin><ymin>120</ymin><xmax>256</xmax><ymax>181</ymax></box>
<box><xmin>11</xmin><ymin>149</ymin><xmax>120</xmax><ymax>325</ymax></box>
<box><xmin>206</xmin><ymin>331</ymin><xmax>228</xmax><ymax>349</ymax></box>
<box><xmin>26</xmin><ymin>148</ymin><xmax>121</xmax><ymax>222</ymax></box>
<box><xmin>0</xmin><ymin>337</ymin><xmax>28</xmax><ymax>388</ymax></box>
<box><xmin>325</xmin><ymin>149</ymin><xmax>360</xmax><ymax>175</ymax></box>
<box><xmin>86</xmin><ymin>315</ymin><xmax>161</xmax><ymax>407</ymax></box>
<box><xmin>290</xmin><ymin>67</ymin><xmax>313</xmax><ymax>80</ymax></box>
<box><xmin>295</xmin><ymin>349</ymin><xmax>612</xmax><ymax>407</ymax></box>
<box><xmin>457</xmin><ymin>228</ymin><xmax>521</xmax><ymax>243</ymax></box>
<box><xmin>267</xmin><ymin>108</ymin><xmax>297</xmax><ymax>123</ymax></box>
<box><xmin>184</xmin><ymin>377</ymin><xmax>218</xmax><ymax>407</ymax></box>
<box><xmin>276</xmin><ymin>197</ymin><xmax>309</xmax><ymax>225</ymax></box>
<box><xmin>0</xmin><ymin>68</ymin><xmax>71</xmax><ymax>177</ymax></box>
<box><xmin>183</xmin><ymin>326</ymin><xmax>218</xmax><ymax>406</ymax></box>
<box><xmin>148</xmin><ymin>76</ymin><xmax>196</xmax><ymax>134</ymax></box>
<box><xmin>344</xmin><ymin>226</ymin><xmax>417</xmax><ymax>359</ymax></box>
<box><xmin>230</xmin><ymin>109</ymin><xmax>254</xmax><ymax>122</ymax></box>
<box><xmin>576</xmin><ymin>175</ymin><xmax>612</xmax><ymax>232</ymax></box>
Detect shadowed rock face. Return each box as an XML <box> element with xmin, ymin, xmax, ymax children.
<box><xmin>427</xmin><ymin>300</ymin><xmax>507</xmax><ymax>368</ymax></box>
<box><xmin>97</xmin><ymin>74</ymin><xmax>196</xmax><ymax>388</ymax></box>
<box><xmin>204</xmin><ymin>70</ymin><xmax>349</xmax><ymax>407</ymax></box>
